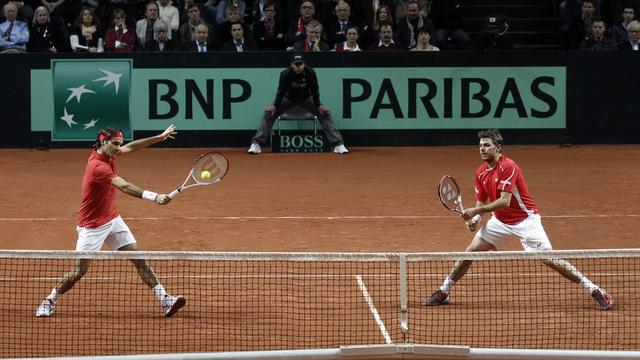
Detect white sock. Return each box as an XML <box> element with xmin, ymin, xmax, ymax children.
<box><xmin>152</xmin><ymin>284</ymin><xmax>168</xmax><ymax>302</ymax></box>
<box><xmin>439</xmin><ymin>277</ymin><xmax>455</xmax><ymax>293</ymax></box>
<box><xmin>47</xmin><ymin>288</ymin><xmax>58</xmax><ymax>302</ymax></box>
<box><xmin>580</xmin><ymin>277</ymin><xmax>598</xmax><ymax>294</ymax></box>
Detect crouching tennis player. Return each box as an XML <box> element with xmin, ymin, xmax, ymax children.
<box><xmin>36</xmin><ymin>125</ymin><xmax>186</xmax><ymax>317</ymax></box>
<box><xmin>426</xmin><ymin>129</ymin><xmax>614</xmax><ymax>310</ymax></box>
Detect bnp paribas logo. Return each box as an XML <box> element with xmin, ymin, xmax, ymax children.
<box><xmin>51</xmin><ymin>59</ymin><xmax>132</xmax><ymax>141</ymax></box>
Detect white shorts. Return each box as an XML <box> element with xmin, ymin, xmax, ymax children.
<box><xmin>477</xmin><ymin>214</ymin><xmax>553</xmax><ymax>252</ymax></box>
<box><xmin>75</xmin><ymin>216</ymin><xmax>137</xmax><ymax>251</ymax></box>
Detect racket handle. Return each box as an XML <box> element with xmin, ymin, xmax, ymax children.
<box><xmin>168</xmin><ymin>189</ymin><xmax>180</xmax><ymax>198</ymax></box>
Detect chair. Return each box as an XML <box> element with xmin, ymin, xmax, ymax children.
<box><xmin>273</xmin><ymin>105</ymin><xmax>318</xmax><ymax>137</ymax></box>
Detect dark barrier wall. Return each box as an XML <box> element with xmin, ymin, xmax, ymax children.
<box><xmin>3</xmin><ymin>51</ymin><xmax>639</xmax><ymax>148</ymax></box>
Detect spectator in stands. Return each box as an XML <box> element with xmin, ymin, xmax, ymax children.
<box><xmin>474</xmin><ymin>13</ymin><xmax>513</xmax><ymax>51</ymax></box>
<box><xmin>611</xmin><ymin>4</ymin><xmax>635</xmax><ymax>44</ymax></box>
<box><xmin>248</xmin><ymin>53</ymin><xmax>348</xmax><ymax>155</ymax></box>
<box><xmin>292</xmin><ymin>19</ymin><xmax>328</xmax><ymax>50</ymax></box>
<box><xmin>429</xmin><ymin>0</ymin><xmax>470</xmax><ymax>49</ymax></box>
<box><xmin>286</xmin><ymin>0</ymin><xmax>316</xmax><ymax>46</ymax></box>
<box><xmin>104</xmin><ymin>8</ymin><xmax>136</xmax><ymax>52</ymax></box>
<box><xmin>323</xmin><ymin>1</ymin><xmax>357</xmax><ymax>48</ymax></box>
<box><xmin>41</xmin><ymin>0</ymin><xmax>77</xmax><ymax>26</ymax></box>
<box><xmin>360</xmin><ymin>4</ymin><xmax>393</xmax><ymax>49</ymax></box>
<box><xmin>214</xmin><ymin>2</ymin><xmax>243</xmax><ymax>47</ymax></box>
<box><xmin>619</xmin><ymin>19</ymin><xmax>640</xmax><ymax>49</ymax></box>
<box><xmin>333</xmin><ymin>23</ymin><xmax>361</xmax><ymax>50</ymax></box>
<box><xmin>28</xmin><ymin>5</ymin><xmax>67</xmax><ymax>52</ymax></box>
<box><xmin>158</xmin><ymin>0</ymin><xmax>180</xmax><ymax>35</ymax></box>
<box><xmin>216</xmin><ymin>0</ymin><xmax>245</xmax><ymax>25</ymax></box>
<box><xmin>396</xmin><ymin>0</ymin><xmax>434</xmax><ymax>50</ymax></box>
<box><xmin>354</xmin><ymin>0</ymin><xmax>395</xmax><ymax>29</ymax></box>
<box><xmin>394</xmin><ymin>0</ymin><xmax>426</xmax><ymax>22</ymax></box>
<box><xmin>252</xmin><ymin>0</ymin><xmax>285</xmax><ymax>50</ymax></box>
<box><xmin>201</xmin><ymin>0</ymin><xmax>220</xmax><ymax>25</ymax></box>
<box><xmin>367</xmin><ymin>21</ymin><xmax>402</xmax><ymax>50</ymax></box>
<box><xmin>564</xmin><ymin>0</ymin><xmax>597</xmax><ymax>49</ymax></box>
<box><xmin>410</xmin><ymin>26</ymin><xmax>438</xmax><ymax>51</ymax></box>
<box><xmin>0</xmin><ymin>2</ymin><xmax>29</xmax><ymax>52</ymax></box>
<box><xmin>136</xmin><ymin>1</ymin><xmax>160</xmax><ymax>49</ymax></box>
<box><xmin>581</xmin><ymin>16</ymin><xmax>617</xmax><ymax>49</ymax></box>
<box><xmin>221</xmin><ymin>20</ymin><xmax>256</xmax><ymax>50</ymax></box>
<box><xmin>252</xmin><ymin>0</ymin><xmax>284</xmax><ymax>29</ymax></box>
<box><xmin>179</xmin><ymin>3</ymin><xmax>212</xmax><ymax>47</ymax></box>
<box><xmin>4</xmin><ymin>0</ymin><xmax>35</xmax><ymax>23</ymax></box>
<box><xmin>182</xmin><ymin>22</ymin><xmax>216</xmax><ymax>51</ymax></box>
<box><xmin>144</xmin><ymin>18</ymin><xmax>179</xmax><ymax>51</ymax></box>
<box><xmin>70</xmin><ymin>6</ymin><xmax>103</xmax><ymax>52</ymax></box>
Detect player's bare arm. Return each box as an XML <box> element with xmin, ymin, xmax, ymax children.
<box><xmin>111</xmin><ymin>176</ymin><xmax>172</xmax><ymax>205</ymax></box>
<box><xmin>462</xmin><ymin>191</ymin><xmax>511</xmax><ymax>220</ymax></box>
<box><xmin>119</xmin><ymin>124</ymin><xmax>177</xmax><ymax>155</ymax></box>
<box><xmin>465</xmin><ymin>200</ymin><xmax>486</xmax><ymax>232</ymax></box>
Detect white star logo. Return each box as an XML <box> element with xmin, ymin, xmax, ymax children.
<box><xmin>93</xmin><ymin>69</ymin><xmax>122</xmax><ymax>94</ymax></box>
<box><xmin>65</xmin><ymin>84</ymin><xmax>96</xmax><ymax>103</ymax></box>
<box><xmin>83</xmin><ymin>118</ymin><xmax>99</xmax><ymax>129</ymax></box>
<box><xmin>60</xmin><ymin>108</ymin><xmax>78</xmax><ymax>127</ymax></box>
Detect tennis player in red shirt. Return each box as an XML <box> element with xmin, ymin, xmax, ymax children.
<box><xmin>426</xmin><ymin>129</ymin><xmax>613</xmax><ymax>310</ymax></box>
<box><xmin>36</xmin><ymin>125</ymin><xmax>186</xmax><ymax>317</ymax></box>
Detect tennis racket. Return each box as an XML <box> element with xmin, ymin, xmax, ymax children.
<box><xmin>438</xmin><ymin>175</ymin><xmax>464</xmax><ymax>214</ymax></box>
<box><xmin>168</xmin><ymin>151</ymin><xmax>229</xmax><ymax>198</ymax></box>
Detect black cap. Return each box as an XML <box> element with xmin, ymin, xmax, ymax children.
<box><xmin>291</xmin><ymin>53</ymin><xmax>305</xmax><ymax>64</ymax></box>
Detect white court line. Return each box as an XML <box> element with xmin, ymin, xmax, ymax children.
<box><xmin>355</xmin><ymin>274</ymin><xmax>392</xmax><ymax>344</ymax></box>
<box><xmin>0</xmin><ymin>214</ymin><xmax>639</xmax><ymax>221</ymax></box>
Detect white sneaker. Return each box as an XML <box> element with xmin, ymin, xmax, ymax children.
<box><xmin>248</xmin><ymin>143</ymin><xmax>262</xmax><ymax>154</ymax></box>
<box><xmin>162</xmin><ymin>295</ymin><xmax>186</xmax><ymax>317</ymax></box>
<box><xmin>36</xmin><ymin>299</ymin><xmax>55</xmax><ymax>317</ymax></box>
<box><xmin>333</xmin><ymin>144</ymin><xmax>349</xmax><ymax>154</ymax></box>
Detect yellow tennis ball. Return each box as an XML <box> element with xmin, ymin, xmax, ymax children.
<box><xmin>200</xmin><ymin>170</ymin><xmax>211</xmax><ymax>180</ymax></box>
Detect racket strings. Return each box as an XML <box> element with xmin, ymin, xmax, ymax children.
<box><xmin>192</xmin><ymin>153</ymin><xmax>229</xmax><ymax>184</ymax></box>
<box><xmin>439</xmin><ymin>177</ymin><xmax>463</xmax><ymax>211</ymax></box>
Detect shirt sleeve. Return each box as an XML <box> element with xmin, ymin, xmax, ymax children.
<box><xmin>272</xmin><ymin>70</ymin><xmax>286</xmax><ymax>107</ymax></box>
<box><xmin>496</xmin><ymin>164</ymin><xmax>518</xmax><ymax>193</ymax></box>
<box><xmin>93</xmin><ymin>162</ymin><xmax>117</xmax><ymax>184</ymax></box>
<box><xmin>308</xmin><ymin>69</ymin><xmax>321</xmax><ymax>108</ymax></box>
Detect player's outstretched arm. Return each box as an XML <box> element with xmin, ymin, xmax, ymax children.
<box><xmin>119</xmin><ymin>124</ymin><xmax>177</xmax><ymax>155</ymax></box>
<box><xmin>111</xmin><ymin>177</ymin><xmax>172</xmax><ymax>205</ymax></box>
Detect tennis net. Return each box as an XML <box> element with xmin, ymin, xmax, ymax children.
<box><xmin>0</xmin><ymin>249</ymin><xmax>637</xmax><ymax>357</ymax></box>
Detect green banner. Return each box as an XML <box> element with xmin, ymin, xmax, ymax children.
<box><xmin>50</xmin><ymin>59</ymin><xmax>132</xmax><ymax>141</ymax></box>
<box><xmin>32</xmin><ymin>65</ymin><xmax>565</xmax><ymax>136</ymax></box>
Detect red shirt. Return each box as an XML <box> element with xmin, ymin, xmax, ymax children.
<box><xmin>76</xmin><ymin>151</ymin><xmax>119</xmax><ymax>228</ymax></box>
<box><xmin>474</xmin><ymin>155</ymin><xmax>539</xmax><ymax>225</ymax></box>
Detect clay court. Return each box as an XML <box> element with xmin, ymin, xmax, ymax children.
<box><xmin>1</xmin><ymin>145</ymin><xmax>639</xmax><ymax>357</ymax></box>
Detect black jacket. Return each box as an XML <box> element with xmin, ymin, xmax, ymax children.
<box><xmin>273</xmin><ymin>66</ymin><xmax>321</xmax><ymax>108</ymax></box>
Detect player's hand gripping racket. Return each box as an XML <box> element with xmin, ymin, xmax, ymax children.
<box><xmin>169</xmin><ymin>151</ymin><xmax>229</xmax><ymax>198</ymax></box>
<box><xmin>438</xmin><ymin>175</ymin><xmax>464</xmax><ymax>214</ymax></box>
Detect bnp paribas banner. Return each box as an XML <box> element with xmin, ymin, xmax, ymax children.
<box><xmin>49</xmin><ymin>60</ymin><xmax>132</xmax><ymax>141</ymax></box>
<box><xmin>32</xmin><ymin>63</ymin><xmax>565</xmax><ymax>139</ymax></box>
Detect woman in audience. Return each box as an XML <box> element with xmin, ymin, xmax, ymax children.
<box><xmin>28</xmin><ymin>6</ymin><xmax>68</xmax><ymax>52</ymax></box>
<box><xmin>104</xmin><ymin>8</ymin><xmax>136</xmax><ymax>52</ymax></box>
<box><xmin>70</xmin><ymin>6</ymin><xmax>103</xmax><ymax>52</ymax></box>
<box><xmin>360</xmin><ymin>5</ymin><xmax>394</xmax><ymax>49</ymax></box>
<box><xmin>411</xmin><ymin>26</ymin><xmax>439</xmax><ymax>51</ymax></box>
<box><xmin>333</xmin><ymin>24</ymin><xmax>362</xmax><ymax>51</ymax></box>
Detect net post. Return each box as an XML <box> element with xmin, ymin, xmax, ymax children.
<box><xmin>399</xmin><ymin>253</ymin><xmax>408</xmax><ymax>340</ymax></box>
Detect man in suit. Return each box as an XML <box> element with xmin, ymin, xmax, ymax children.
<box><xmin>619</xmin><ymin>20</ymin><xmax>640</xmax><ymax>50</ymax></box>
<box><xmin>221</xmin><ymin>21</ymin><xmax>257</xmax><ymax>51</ymax></box>
<box><xmin>292</xmin><ymin>20</ymin><xmax>328</xmax><ymax>51</ymax></box>
<box><xmin>136</xmin><ymin>1</ymin><xmax>161</xmax><ymax>50</ymax></box>
<box><xmin>323</xmin><ymin>1</ymin><xmax>358</xmax><ymax>48</ymax></box>
<box><xmin>182</xmin><ymin>23</ymin><xmax>216</xmax><ymax>51</ymax></box>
